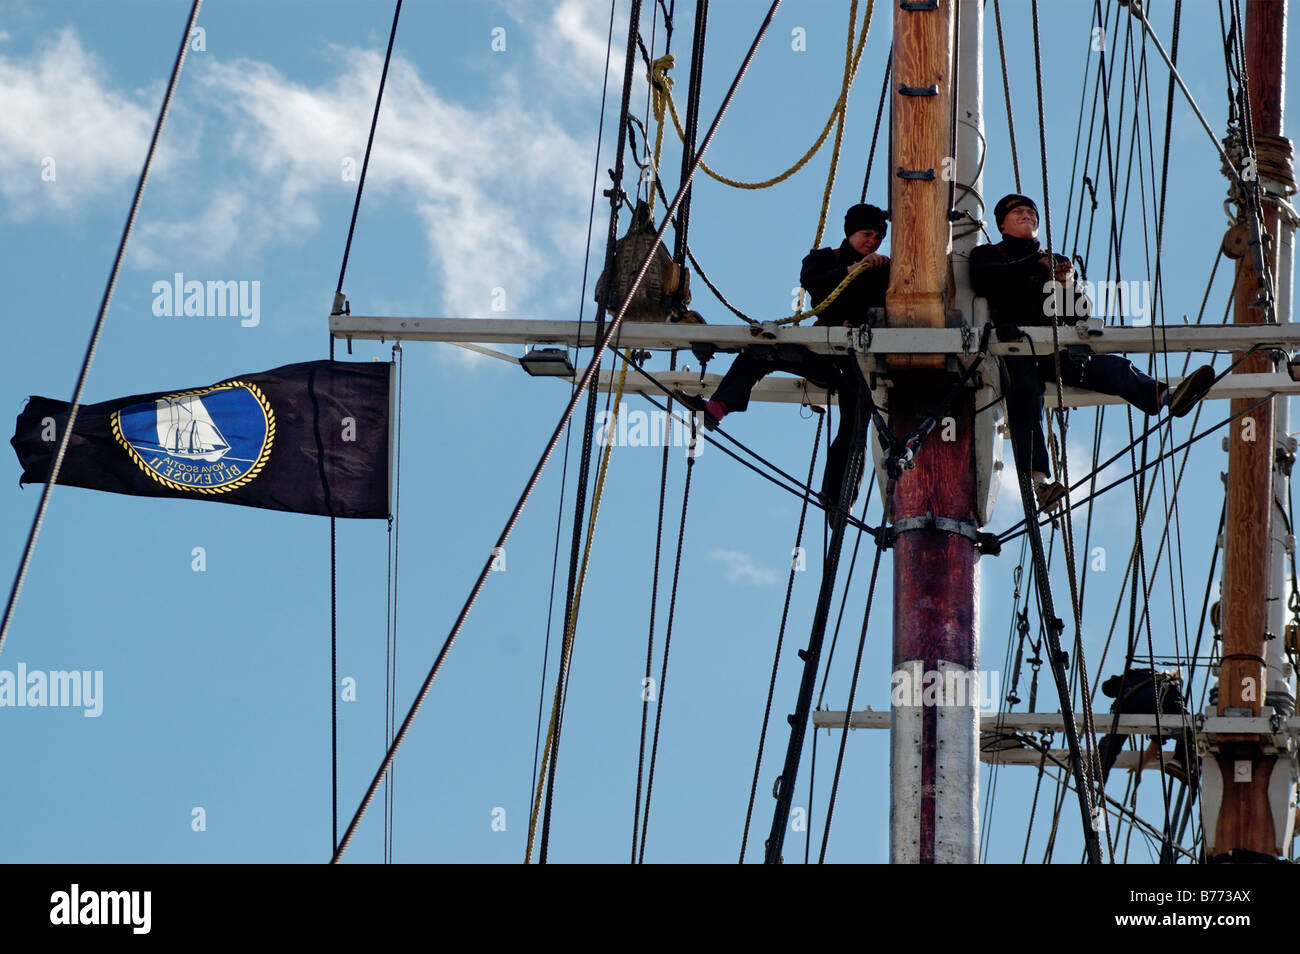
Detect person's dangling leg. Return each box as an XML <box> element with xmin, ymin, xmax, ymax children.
<box><xmin>1003</xmin><ymin>356</ymin><xmax>1050</xmax><ymax>475</ymax></box>
<box><xmin>677</xmin><ymin>347</ymin><xmax>778</xmax><ymax>427</ymax></box>
<box><xmin>819</xmin><ymin>357</ymin><xmax>865</xmax><ymax>508</ymax></box>
<box><xmin>1071</xmin><ymin>353</ymin><xmax>1165</xmax><ymax>414</ymax></box>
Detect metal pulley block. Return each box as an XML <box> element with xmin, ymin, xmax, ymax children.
<box><xmin>1222</xmin><ymin>223</ymin><xmax>1250</xmax><ymax>259</ymax></box>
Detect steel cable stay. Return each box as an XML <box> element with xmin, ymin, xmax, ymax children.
<box><xmin>637</xmin><ymin>416</ymin><xmax>696</xmax><ymax>863</ymax></box>
<box><xmin>1109</xmin><ymin>11</ymin><xmax>1183</xmax><ymax>859</ymax></box>
<box><xmin>632</xmin><ymin>351</ymin><xmax>677</xmax><ymax>861</ymax></box>
<box><xmin>382</xmin><ymin>344</ymin><xmax>404</xmax><ymax>863</ymax></box>
<box><xmin>324</xmin><ymin>0</ymin><xmax>403</xmax><ymax>860</ymax></box>
<box><xmin>533</xmin><ymin>0</ymin><xmax>660</xmax><ymax>864</ymax></box>
<box><xmin>552</xmin><ymin>0</ymin><xmax>675</xmax><ymax>866</ymax></box>
<box><xmin>763</xmin><ymin>387</ymin><xmax>870</xmax><ymax>864</ymax></box>
<box><xmin>741</xmin><ymin>415</ymin><xmax>824</xmax><ymax>862</ymax></box>
<box><xmin>1001</xmin><ymin>363</ymin><xmax>1103</xmax><ymax>861</ymax></box>
<box><xmin>1030</xmin><ymin>1</ymin><xmax>1110</xmax><ymax>857</ymax></box>
<box><xmin>0</xmin><ymin>0</ymin><xmax>204</xmax><ymax>652</ymax></box>
<box><xmin>329</xmin><ymin>0</ymin><xmax>786</xmax><ymax>865</ymax></box>
<box><xmin>816</xmin><ymin>537</ymin><xmax>885</xmax><ymax>863</ymax></box>
<box><xmin>983</xmin><ymin>546</ymin><xmax>1032</xmax><ymax>858</ymax></box>
<box><xmin>806</xmin><ymin>468</ymin><xmax>876</xmax><ymax>864</ymax></box>
<box><xmin>521</xmin><ymin>0</ymin><xmax>620</xmax><ymax>866</ymax></box>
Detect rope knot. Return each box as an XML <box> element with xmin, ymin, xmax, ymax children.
<box><xmin>649</xmin><ymin>54</ymin><xmax>675</xmax><ymax>123</ymax></box>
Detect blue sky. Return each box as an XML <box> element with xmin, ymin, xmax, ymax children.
<box><xmin>1</xmin><ymin>0</ymin><xmax>1294</xmax><ymax>863</ymax></box>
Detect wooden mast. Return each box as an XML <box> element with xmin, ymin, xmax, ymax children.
<box><xmin>1211</xmin><ymin>0</ymin><xmax>1287</xmax><ymax>860</ymax></box>
<box><xmin>886</xmin><ymin>0</ymin><xmax>978</xmax><ymax>864</ymax></box>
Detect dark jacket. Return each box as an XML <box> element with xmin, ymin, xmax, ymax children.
<box><xmin>1101</xmin><ymin>668</ymin><xmax>1187</xmax><ymax>716</ymax></box>
<box><xmin>969</xmin><ymin>236</ymin><xmax>1086</xmax><ymax>330</ymax></box>
<box><xmin>801</xmin><ymin>238</ymin><xmax>889</xmax><ymax>327</ymax></box>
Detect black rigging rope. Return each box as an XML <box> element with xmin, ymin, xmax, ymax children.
<box><xmin>807</xmin><ymin>468</ymin><xmax>876</xmax><ymax>863</ymax></box>
<box><xmin>817</xmin><ymin>539</ymin><xmax>885</xmax><ymax>863</ymax></box>
<box><xmin>633</xmin><ymin>355</ymin><xmax>675</xmax><ymax>861</ymax></box>
<box><xmin>638</xmin><ymin>424</ymin><xmax>696</xmax><ymax>862</ymax></box>
<box><xmin>741</xmin><ymin>413</ymin><xmax>823</xmax><ymax>862</ymax></box>
<box><xmin>764</xmin><ymin>383</ymin><xmax>868</xmax><ymax>863</ymax></box>
<box><xmin>383</xmin><ymin>344</ymin><xmax>403</xmax><ymax>863</ymax></box>
<box><xmin>529</xmin><ymin>0</ymin><xmax>618</xmax><ymax>862</ymax></box>
<box><xmin>330</xmin><ymin>0</ymin><xmax>786</xmax><ymax>864</ymax></box>
<box><xmin>539</xmin><ymin>0</ymin><xmax>652</xmax><ymax>863</ymax></box>
<box><xmin>329</xmin><ymin>0</ymin><xmax>402</xmax><ymax>858</ymax></box>
<box><xmin>0</xmin><ymin>0</ymin><xmax>204</xmax><ymax>656</ymax></box>
<box><xmin>859</xmin><ymin>52</ymin><xmax>891</xmax><ymax>203</ymax></box>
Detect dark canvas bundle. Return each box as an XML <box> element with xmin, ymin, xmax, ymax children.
<box><xmin>594</xmin><ymin>200</ymin><xmax>690</xmax><ymax>322</ymax></box>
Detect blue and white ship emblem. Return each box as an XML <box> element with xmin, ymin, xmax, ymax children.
<box><xmin>112</xmin><ymin>382</ymin><xmax>275</xmax><ymax>493</ymax></box>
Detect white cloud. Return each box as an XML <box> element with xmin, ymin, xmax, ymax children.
<box><xmin>709</xmin><ymin>547</ymin><xmax>781</xmax><ymax>585</ymax></box>
<box><xmin>132</xmin><ymin>47</ymin><xmax>592</xmax><ymax>316</ymax></box>
<box><xmin>0</xmin><ymin>28</ymin><xmax>161</xmax><ymax>218</ymax></box>
<box><xmin>496</xmin><ymin>0</ymin><xmax>625</xmax><ymax>96</ymax></box>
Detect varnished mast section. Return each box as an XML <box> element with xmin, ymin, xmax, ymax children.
<box><xmin>1212</xmin><ymin>0</ymin><xmax>1287</xmax><ymax>861</ymax></box>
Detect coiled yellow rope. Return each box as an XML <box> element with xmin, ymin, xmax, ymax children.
<box><xmin>650</xmin><ymin>0</ymin><xmax>872</xmax><ymax>192</ymax></box>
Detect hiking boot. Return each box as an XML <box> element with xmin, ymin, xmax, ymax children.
<box><xmin>1034</xmin><ymin>479</ymin><xmax>1067</xmax><ymax>512</ymax></box>
<box><xmin>673</xmin><ymin>389</ymin><xmax>722</xmax><ymax>430</ymax></box>
<box><xmin>1166</xmin><ymin>365</ymin><xmax>1215</xmax><ymax>418</ymax></box>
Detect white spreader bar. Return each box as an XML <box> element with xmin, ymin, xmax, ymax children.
<box><xmin>331</xmin><ymin>315</ymin><xmax>1300</xmax><ymax>357</ymax></box>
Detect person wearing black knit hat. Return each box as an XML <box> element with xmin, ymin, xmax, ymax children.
<box><xmin>676</xmin><ymin>204</ymin><xmax>891</xmax><ymax>509</ymax></box>
<box><xmin>970</xmin><ymin>194</ymin><xmax>1216</xmax><ymax>512</ymax></box>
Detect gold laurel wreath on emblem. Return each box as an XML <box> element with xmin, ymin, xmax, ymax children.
<box><xmin>110</xmin><ymin>381</ymin><xmax>276</xmax><ymax>495</ymax></box>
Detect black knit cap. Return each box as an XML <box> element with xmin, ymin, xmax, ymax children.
<box><xmin>994</xmin><ymin>193</ymin><xmax>1038</xmax><ymax>231</ymax></box>
<box><xmin>844</xmin><ymin>203</ymin><xmax>887</xmax><ymax>238</ymax></box>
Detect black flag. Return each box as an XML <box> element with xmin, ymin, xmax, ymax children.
<box><xmin>11</xmin><ymin>360</ymin><xmax>391</xmax><ymax>518</ymax></box>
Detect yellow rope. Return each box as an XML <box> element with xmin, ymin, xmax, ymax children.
<box><xmin>796</xmin><ymin>0</ymin><xmax>873</xmax><ymax>322</ymax></box>
<box><xmin>525</xmin><ymin>357</ymin><xmax>631</xmax><ymax>862</ymax></box>
<box><xmin>647</xmin><ymin>55</ymin><xmax>674</xmax><ymax>216</ymax></box>
<box><xmin>651</xmin><ymin>2</ymin><xmax>871</xmax><ymax>192</ymax></box>
<box><xmin>774</xmin><ymin>255</ymin><xmax>886</xmax><ymax>325</ymax></box>
<box><xmin>646</xmin><ymin>2</ymin><xmax>877</xmax><ymax>327</ymax></box>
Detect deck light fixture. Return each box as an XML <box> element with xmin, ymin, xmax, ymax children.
<box><xmin>520</xmin><ymin>347</ymin><xmax>575</xmax><ymax>378</ymax></box>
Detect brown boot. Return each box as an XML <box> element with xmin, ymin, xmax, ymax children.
<box><xmin>1166</xmin><ymin>365</ymin><xmax>1215</xmax><ymax>418</ymax></box>
<box><xmin>1034</xmin><ymin>479</ymin><xmax>1067</xmax><ymax>512</ymax></box>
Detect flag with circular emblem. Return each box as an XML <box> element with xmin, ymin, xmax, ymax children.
<box><xmin>10</xmin><ymin>360</ymin><xmax>391</xmax><ymax>518</ymax></box>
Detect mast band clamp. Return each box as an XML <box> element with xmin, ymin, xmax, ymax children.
<box><xmin>900</xmin><ymin>0</ymin><xmax>939</xmax><ymax>9</ymax></box>
<box><xmin>880</xmin><ymin>513</ymin><xmax>1001</xmax><ymax>556</ymax></box>
<box><xmin>896</xmin><ymin>167</ymin><xmax>936</xmax><ymax>181</ymax></box>
<box><xmin>899</xmin><ymin>84</ymin><xmax>939</xmax><ymax>97</ymax></box>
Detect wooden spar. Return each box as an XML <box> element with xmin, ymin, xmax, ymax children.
<box><xmin>885</xmin><ymin>0</ymin><xmax>953</xmax><ymax>355</ymax></box>
<box><xmin>887</xmin><ymin>0</ymin><xmax>978</xmax><ymax>864</ymax></box>
<box><xmin>1211</xmin><ymin>0</ymin><xmax>1287</xmax><ymax>860</ymax></box>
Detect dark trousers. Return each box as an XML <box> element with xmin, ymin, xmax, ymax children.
<box><xmin>712</xmin><ymin>346</ymin><xmax>864</xmax><ymax>502</ymax></box>
<box><xmin>1003</xmin><ymin>351</ymin><xmax>1164</xmax><ymax>477</ymax></box>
